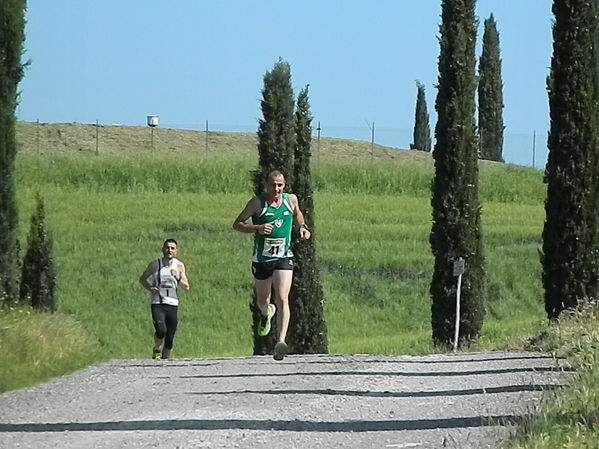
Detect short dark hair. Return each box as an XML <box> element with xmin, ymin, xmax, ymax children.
<box><xmin>163</xmin><ymin>238</ymin><xmax>178</xmax><ymax>247</ymax></box>
<box><xmin>266</xmin><ymin>170</ymin><xmax>285</xmax><ymax>182</ymax></box>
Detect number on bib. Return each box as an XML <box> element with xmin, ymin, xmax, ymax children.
<box><xmin>263</xmin><ymin>238</ymin><xmax>286</xmax><ymax>258</ymax></box>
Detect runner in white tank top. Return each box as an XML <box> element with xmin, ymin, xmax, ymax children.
<box><xmin>139</xmin><ymin>239</ymin><xmax>190</xmax><ymax>359</ymax></box>
<box><xmin>150</xmin><ymin>257</ymin><xmax>182</xmax><ymax>306</ymax></box>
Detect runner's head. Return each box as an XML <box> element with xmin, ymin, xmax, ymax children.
<box><xmin>162</xmin><ymin>239</ymin><xmax>178</xmax><ymax>259</ymax></box>
<box><xmin>265</xmin><ymin>170</ymin><xmax>286</xmax><ymax>199</ymax></box>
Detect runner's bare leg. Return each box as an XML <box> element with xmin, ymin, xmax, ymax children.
<box><xmin>255</xmin><ymin>277</ymin><xmax>273</xmax><ymax>315</ymax></box>
<box><xmin>273</xmin><ymin>269</ymin><xmax>293</xmax><ymax>342</ymax></box>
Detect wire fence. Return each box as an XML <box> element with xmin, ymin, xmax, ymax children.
<box><xmin>22</xmin><ymin>118</ymin><xmax>546</xmax><ymax>169</ymax></box>
<box><xmin>160</xmin><ymin>120</ymin><xmax>545</xmax><ymax>169</ymax></box>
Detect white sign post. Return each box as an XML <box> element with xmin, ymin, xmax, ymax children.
<box><xmin>452</xmin><ymin>258</ymin><xmax>465</xmax><ymax>352</ymax></box>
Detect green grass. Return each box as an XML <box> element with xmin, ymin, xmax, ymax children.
<box><xmin>504</xmin><ymin>304</ymin><xmax>599</xmax><ymax>448</ymax></box>
<box><xmin>0</xmin><ymin>306</ymin><xmax>100</xmax><ymax>392</ymax></box>
<box><xmin>6</xmin><ymin>148</ymin><xmax>548</xmax><ymax>363</ymax></box>
<box><xmin>3</xmin><ymin>127</ymin><xmax>546</xmax><ymax>364</ymax></box>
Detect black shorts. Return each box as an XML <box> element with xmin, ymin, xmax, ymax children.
<box><xmin>252</xmin><ymin>258</ymin><xmax>294</xmax><ymax>280</ymax></box>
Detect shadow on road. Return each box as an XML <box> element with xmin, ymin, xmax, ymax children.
<box><xmin>186</xmin><ymin>383</ymin><xmax>566</xmax><ymax>398</ymax></box>
<box><xmin>0</xmin><ymin>415</ymin><xmax>532</xmax><ymax>433</ymax></box>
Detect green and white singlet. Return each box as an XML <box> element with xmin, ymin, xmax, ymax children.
<box><xmin>252</xmin><ymin>193</ymin><xmax>294</xmax><ymax>263</ymax></box>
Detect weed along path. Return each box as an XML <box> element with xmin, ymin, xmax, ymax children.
<box><xmin>0</xmin><ymin>352</ymin><xmax>571</xmax><ymax>449</ymax></box>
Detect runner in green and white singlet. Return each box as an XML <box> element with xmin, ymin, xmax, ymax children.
<box><xmin>252</xmin><ymin>192</ymin><xmax>294</xmax><ymax>263</ymax></box>
<box><xmin>233</xmin><ymin>170</ymin><xmax>312</xmax><ymax>361</ymax></box>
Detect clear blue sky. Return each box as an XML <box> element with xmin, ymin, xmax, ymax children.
<box><xmin>18</xmin><ymin>1</ymin><xmax>553</xmax><ymax>167</ymax></box>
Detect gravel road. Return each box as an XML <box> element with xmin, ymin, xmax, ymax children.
<box><xmin>0</xmin><ymin>351</ymin><xmax>571</xmax><ymax>449</ymax></box>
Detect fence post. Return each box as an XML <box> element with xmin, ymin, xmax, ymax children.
<box><xmin>317</xmin><ymin>120</ymin><xmax>321</xmax><ymax>161</ymax></box>
<box><xmin>371</xmin><ymin>121</ymin><xmax>375</xmax><ymax>159</ymax></box>
<box><xmin>532</xmin><ymin>130</ymin><xmax>536</xmax><ymax>168</ymax></box>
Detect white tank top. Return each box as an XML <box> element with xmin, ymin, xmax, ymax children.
<box><xmin>150</xmin><ymin>258</ymin><xmax>181</xmax><ymax>306</ymax></box>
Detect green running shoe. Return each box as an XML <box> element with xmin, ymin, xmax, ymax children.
<box><xmin>152</xmin><ymin>349</ymin><xmax>162</xmax><ymax>360</ymax></box>
<box><xmin>273</xmin><ymin>341</ymin><xmax>288</xmax><ymax>361</ymax></box>
<box><xmin>258</xmin><ymin>303</ymin><xmax>276</xmax><ymax>336</ymax></box>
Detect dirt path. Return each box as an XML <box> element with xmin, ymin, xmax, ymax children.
<box><xmin>0</xmin><ymin>352</ymin><xmax>571</xmax><ymax>449</ymax></box>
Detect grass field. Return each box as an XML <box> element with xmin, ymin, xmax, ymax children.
<box><xmin>4</xmin><ymin>121</ymin><xmax>598</xmax><ymax>447</ymax></box>
<box><xmin>7</xmin><ymin>122</ymin><xmax>548</xmax><ymax>361</ymax></box>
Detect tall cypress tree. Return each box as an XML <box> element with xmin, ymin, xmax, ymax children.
<box><xmin>543</xmin><ymin>0</ymin><xmax>599</xmax><ymax>319</ymax></box>
<box><xmin>478</xmin><ymin>14</ymin><xmax>505</xmax><ymax>162</ymax></box>
<box><xmin>412</xmin><ymin>81</ymin><xmax>432</xmax><ymax>152</ymax></box>
<box><xmin>252</xmin><ymin>59</ymin><xmax>296</xmax><ymax>355</ymax></box>
<box><xmin>0</xmin><ymin>0</ymin><xmax>26</xmax><ymax>305</ymax></box>
<box><xmin>289</xmin><ymin>85</ymin><xmax>328</xmax><ymax>354</ymax></box>
<box><xmin>253</xmin><ymin>59</ymin><xmax>296</xmax><ymax>196</ymax></box>
<box><xmin>20</xmin><ymin>195</ymin><xmax>57</xmax><ymax>313</ymax></box>
<box><xmin>430</xmin><ymin>0</ymin><xmax>485</xmax><ymax>348</ymax></box>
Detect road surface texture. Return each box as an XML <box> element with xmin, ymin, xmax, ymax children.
<box><xmin>0</xmin><ymin>352</ymin><xmax>571</xmax><ymax>449</ymax></box>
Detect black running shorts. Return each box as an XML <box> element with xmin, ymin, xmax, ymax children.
<box><xmin>252</xmin><ymin>257</ymin><xmax>294</xmax><ymax>280</ymax></box>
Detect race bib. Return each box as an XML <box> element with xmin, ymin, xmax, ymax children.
<box><xmin>263</xmin><ymin>237</ymin><xmax>286</xmax><ymax>258</ymax></box>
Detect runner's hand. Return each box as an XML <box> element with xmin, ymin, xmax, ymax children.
<box><xmin>260</xmin><ymin>223</ymin><xmax>273</xmax><ymax>235</ymax></box>
<box><xmin>299</xmin><ymin>226</ymin><xmax>311</xmax><ymax>240</ymax></box>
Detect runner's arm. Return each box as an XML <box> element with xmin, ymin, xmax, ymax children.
<box><xmin>233</xmin><ymin>197</ymin><xmax>268</xmax><ymax>234</ymax></box>
<box><xmin>290</xmin><ymin>194</ymin><xmax>311</xmax><ymax>240</ymax></box>
<box><xmin>139</xmin><ymin>261</ymin><xmax>158</xmax><ymax>291</ymax></box>
<box><xmin>176</xmin><ymin>262</ymin><xmax>190</xmax><ymax>291</ymax></box>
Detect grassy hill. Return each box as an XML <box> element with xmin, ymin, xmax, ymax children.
<box><xmin>5</xmin><ymin>121</ymin><xmax>598</xmax><ymax>448</ymax></box>
<box><xmin>15</xmin><ymin>121</ymin><xmax>543</xmax><ymax>202</ymax></box>
<box><xmin>16</xmin><ymin>120</ymin><xmax>434</xmax><ymax>164</ymax></box>
<box><xmin>8</xmin><ymin>119</ymin><xmax>548</xmax><ymax>358</ymax></box>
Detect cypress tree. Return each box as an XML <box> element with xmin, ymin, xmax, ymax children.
<box><xmin>20</xmin><ymin>195</ymin><xmax>57</xmax><ymax>313</ymax></box>
<box><xmin>430</xmin><ymin>0</ymin><xmax>486</xmax><ymax>348</ymax></box>
<box><xmin>0</xmin><ymin>0</ymin><xmax>26</xmax><ymax>305</ymax></box>
<box><xmin>478</xmin><ymin>14</ymin><xmax>505</xmax><ymax>162</ymax></box>
<box><xmin>251</xmin><ymin>59</ymin><xmax>296</xmax><ymax>355</ymax></box>
<box><xmin>253</xmin><ymin>59</ymin><xmax>296</xmax><ymax>196</ymax></box>
<box><xmin>412</xmin><ymin>81</ymin><xmax>432</xmax><ymax>152</ymax></box>
<box><xmin>288</xmin><ymin>85</ymin><xmax>328</xmax><ymax>354</ymax></box>
<box><xmin>543</xmin><ymin>0</ymin><xmax>599</xmax><ymax>319</ymax></box>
